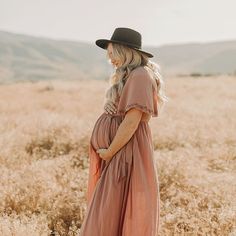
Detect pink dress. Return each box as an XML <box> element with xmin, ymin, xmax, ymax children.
<box><xmin>79</xmin><ymin>66</ymin><xmax>160</xmax><ymax>236</ymax></box>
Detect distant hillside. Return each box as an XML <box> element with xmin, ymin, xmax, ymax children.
<box><xmin>0</xmin><ymin>30</ymin><xmax>112</xmax><ymax>82</ymax></box>
<box><xmin>149</xmin><ymin>41</ymin><xmax>236</xmax><ymax>76</ymax></box>
<box><xmin>0</xmin><ymin>30</ymin><xmax>236</xmax><ymax>82</ymax></box>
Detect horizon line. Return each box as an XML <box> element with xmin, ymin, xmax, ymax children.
<box><xmin>1</xmin><ymin>28</ymin><xmax>236</xmax><ymax>48</ymax></box>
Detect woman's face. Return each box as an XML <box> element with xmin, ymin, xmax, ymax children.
<box><xmin>107</xmin><ymin>43</ymin><xmax>122</xmax><ymax>68</ymax></box>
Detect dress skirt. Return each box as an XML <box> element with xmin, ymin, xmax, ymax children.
<box><xmin>79</xmin><ymin>112</ymin><xmax>160</xmax><ymax>236</ymax></box>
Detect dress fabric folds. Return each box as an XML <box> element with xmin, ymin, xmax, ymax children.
<box><xmin>79</xmin><ymin>66</ymin><xmax>160</xmax><ymax>236</ymax></box>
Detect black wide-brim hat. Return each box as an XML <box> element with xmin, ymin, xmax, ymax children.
<box><xmin>95</xmin><ymin>27</ymin><xmax>154</xmax><ymax>58</ymax></box>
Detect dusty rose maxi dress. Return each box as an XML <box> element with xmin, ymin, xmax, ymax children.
<box><xmin>79</xmin><ymin>66</ymin><xmax>160</xmax><ymax>236</ymax></box>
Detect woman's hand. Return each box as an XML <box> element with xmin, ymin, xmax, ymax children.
<box><xmin>96</xmin><ymin>148</ymin><xmax>113</xmax><ymax>163</ymax></box>
<box><xmin>104</xmin><ymin>101</ymin><xmax>117</xmax><ymax>114</ymax></box>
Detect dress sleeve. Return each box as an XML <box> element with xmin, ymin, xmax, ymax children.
<box><xmin>117</xmin><ymin>68</ymin><xmax>158</xmax><ymax>117</ymax></box>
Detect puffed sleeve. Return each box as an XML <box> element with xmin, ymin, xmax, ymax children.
<box><xmin>117</xmin><ymin>67</ymin><xmax>158</xmax><ymax>117</ymax></box>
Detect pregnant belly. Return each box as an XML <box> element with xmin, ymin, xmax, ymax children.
<box><xmin>90</xmin><ymin>112</ymin><xmax>123</xmax><ymax>150</ymax></box>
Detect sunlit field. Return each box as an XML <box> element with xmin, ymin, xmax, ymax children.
<box><xmin>0</xmin><ymin>75</ymin><xmax>235</xmax><ymax>236</ymax></box>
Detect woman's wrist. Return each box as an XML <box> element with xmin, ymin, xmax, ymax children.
<box><xmin>107</xmin><ymin>146</ymin><xmax>115</xmax><ymax>157</ymax></box>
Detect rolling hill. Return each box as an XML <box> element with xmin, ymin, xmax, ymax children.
<box><xmin>0</xmin><ymin>30</ymin><xmax>235</xmax><ymax>83</ymax></box>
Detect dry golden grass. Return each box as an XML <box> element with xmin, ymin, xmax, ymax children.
<box><xmin>0</xmin><ymin>75</ymin><xmax>235</xmax><ymax>235</ymax></box>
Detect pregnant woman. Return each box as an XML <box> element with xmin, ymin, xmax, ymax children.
<box><xmin>79</xmin><ymin>27</ymin><xmax>168</xmax><ymax>236</ymax></box>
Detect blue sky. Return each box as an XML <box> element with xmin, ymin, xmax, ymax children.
<box><xmin>0</xmin><ymin>0</ymin><xmax>236</xmax><ymax>46</ymax></box>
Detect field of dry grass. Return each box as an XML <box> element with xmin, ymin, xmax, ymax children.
<box><xmin>0</xmin><ymin>75</ymin><xmax>235</xmax><ymax>236</ymax></box>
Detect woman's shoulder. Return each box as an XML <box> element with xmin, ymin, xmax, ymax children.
<box><xmin>130</xmin><ymin>66</ymin><xmax>149</xmax><ymax>77</ymax></box>
<box><xmin>129</xmin><ymin>66</ymin><xmax>155</xmax><ymax>86</ymax></box>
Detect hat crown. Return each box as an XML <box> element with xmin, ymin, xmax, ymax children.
<box><xmin>110</xmin><ymin>27</ymin><xmax>142</xmax><ymax>49</ymax></box>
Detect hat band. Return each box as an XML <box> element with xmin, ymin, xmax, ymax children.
<box><xmin>110</xmin><ymin>39</ymin><xmax>141</xmax><ymax>50</ymax></box>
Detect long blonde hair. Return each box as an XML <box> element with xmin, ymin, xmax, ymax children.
<box><xmin>104</xmin><ymin>42</ymin><xmax>168</xmax><ymax>113</ymax></box>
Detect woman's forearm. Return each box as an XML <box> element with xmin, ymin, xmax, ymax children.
<box><xmin>107</xmin><ymin>119</ymin><xmax>139</xmax><ymax>156</ymax></box>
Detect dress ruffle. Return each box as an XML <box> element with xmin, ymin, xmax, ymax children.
<box><xmin>116</xmin><ymin>66</ymin><xmax>158</xmax><ymax>117</ymax></box>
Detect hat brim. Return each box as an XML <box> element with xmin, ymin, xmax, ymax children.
<box><xmin>95</xmin><ymin>39</ymin><xmax>154</xmax><ymax>58</ymax></box>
